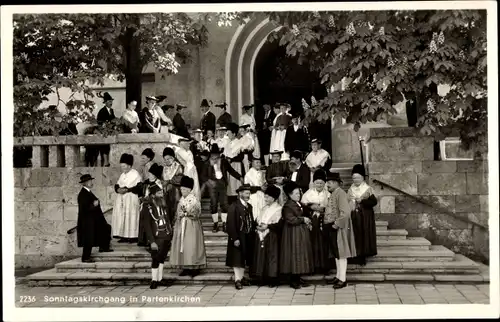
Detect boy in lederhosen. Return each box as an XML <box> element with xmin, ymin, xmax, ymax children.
<box><xmin>142</xmin><ymin>184</ymin><xmax>174</xmax><ymax>289</ymax></box>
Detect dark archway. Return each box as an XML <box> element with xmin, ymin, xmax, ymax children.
<box><xmin>253</xmin><ymin>40</ymin><xmax>332</xmax><ymax>155</ymax></box>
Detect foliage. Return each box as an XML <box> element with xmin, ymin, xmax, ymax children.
<box><xmin>262</xmin><ymin>10</ymin><xmax>487</xmax><ymax>152</ymax></box>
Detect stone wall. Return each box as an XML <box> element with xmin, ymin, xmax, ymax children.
<box><xmin>367</xmin><ymin>127</ymin><xmax>490</xmax><ymax>264</ymax></box>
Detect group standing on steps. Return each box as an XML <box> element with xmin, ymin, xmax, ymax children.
<box><xmin>76</xmin><ymin>97</ymin><xmax>378</xmax><ymax>290</ymax></box>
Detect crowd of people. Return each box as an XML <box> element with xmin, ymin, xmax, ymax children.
<box><xmin>76</xmin><ymin>96</ymin><xmax>378</xmax><ymax>291</ymax></box>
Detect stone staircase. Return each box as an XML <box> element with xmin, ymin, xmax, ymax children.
<box><xmin>25</xmin><ymin>196</ymin><xmax>487</xmax><ymax>286</ymax></box>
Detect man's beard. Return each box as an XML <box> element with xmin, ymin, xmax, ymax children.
<box><xmin>154</xmin><ymin>196</ymin><xmax>166</xmax><ymax>207</ymax></box>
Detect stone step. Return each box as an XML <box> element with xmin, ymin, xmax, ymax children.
<box><xmin>27</xmin><ymin>270</ymin><xmax>487</xmax><ymax>287</ymax></box>
<box><xmin>54</xmin><ymin>252</ymin><xmax>478</xmax><ymax>275</ymax></box>
<box><xmin>197</xmin><ymin>219</ymin><xmax>388</xmax><ymax>231</ymax></box>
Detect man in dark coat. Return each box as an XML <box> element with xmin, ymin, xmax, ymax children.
<box><xmin>286</xmin><ymin>150</ymin><xmax>311</xmax><ymax>193</ymax></box>
<box><xmin>216</xmin><ymin>102</ymin><xmax>232</xmax><ymax>128</ymax></box>
<box><xmin>226</xmin><ymin>184</ymin><xmax>254</xmax><ymax>290</ymax></box>
<box><xmin>77</xmin><ymin>174</ymin><xmax>113</xmax><ymax>262</ymax></box>
<box><xmin>171</xmin><ymin>103</ymin><xmax>190</xmax><ymax>138</ymax></box>
<box><xmin>258</xmin><ymin>104</ymin><xmax>276</xmax><ymax>166</ymax></box>
<box><xmin>96</xmin><ymin>92</ymin><xmax>116</xmax><ymax>166</ymax></box>
<box><xmin>200</xmin><ymin>98</ymin><xmax>216</xmax><ymax>134</ymax></box>
<box><xmin>284</xmin><ymin>111</ymin><xmax>310</xmax><ymax>156</ymax></box>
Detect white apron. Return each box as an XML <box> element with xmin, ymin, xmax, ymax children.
<box><xmin>244</xmin><ymin>168</ymin><xmax>266</xmax><ymax>221</ymax></box>
<box><xmin>112</xmin><ymin>169</ymin><xmax>142</xmax><ymax>238</ymax></box>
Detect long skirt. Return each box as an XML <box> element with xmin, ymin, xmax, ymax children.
<box><xmin>269</xmin><ymin>129</ymin><xmax>287</xmax><ymax>160</ymax></box>
<box><xmin>112</xmin><ymin>193</ymin><xmax>141</xmax><ymax>238</ymax></box>
<box><xmin>248</xmin><ymin>191</ymin><xmax>265</xmax><ymax>221</ymax></box>
<box><xmin>251</xmin><ymin>230</ymin><xmax>280</xmax><ymax>278</ymax></box>
<box><xmin>310</xmin><ymin>215</ymin><xmax>331</xmax><ymax>272</ymax></box>
<box><xmin>280</xmin><ymin>224</ymin><xmax>314</xmax><ymax>275</ymax></box>
<box><xmin>169</xmin><ymin>217</ymin><xmax>207</xmax><ymax>268</ymax></box>
<box><xmin>227</xmin><ymin>161</ymin><xmax>243</xmax><ymax>196</ymax></box>
<box><xmin>349</xmin><ymin>208</ymin><xmax>377</xmax><ymax>264</ymax></box>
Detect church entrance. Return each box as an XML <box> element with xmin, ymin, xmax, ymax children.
<box><xmin>253</xmin><ymin>39</ymin><xmax>332</xmax><ymax>155</ymax></box>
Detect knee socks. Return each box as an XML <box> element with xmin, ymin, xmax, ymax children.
<box><xmin>221</xmin><ymin>213</ymin><xmax>228</xmax><ymax>223</ymax></box>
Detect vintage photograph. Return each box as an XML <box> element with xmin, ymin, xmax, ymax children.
<box><xmin>2</xmin><ymin>1</ymin><xmax>498</xmax><ymax>320</ymax></box>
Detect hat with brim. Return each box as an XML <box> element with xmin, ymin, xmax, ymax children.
<box><xmin>352</xmin><ymin>164</ymin><xmax>366</xmax><ymax>177</ymax></box>
<box><xmin>178</xmin><ymin>137</ymin><xmax>193</xmax><ymax>143</ymax></box>
<box><xmin>313</xmin><ymin>169</ymin><xmax>327</xmax><ymax>182</ymax></box>
<box><xmin>242</xmin><ymin>105</ymin><xmax>253</xmax><ymax>111</ymax></box>
<box><xmin>327</xmin><ymin>172</ymin><xmax>343</xmax><ymax>184</ymax></box>
<box><xmin>270</xmin><ymin>150</ymin><xmax>283</xmax><ymax>155</ymax></box>
<box><xmin>311</xmin><ymin>138</ymin><xmax>322</xmax><ymax>145</ymax></box>
<box><xmin>146</xmin><ymin>96</ymin><xmax>159</xmax><ymax>102</ymax></box>
<box><xmin>156</xmin><ymin>95</ymin><xmax>167</xmax><ymax>103</ymax></box>
<box><xmin>200</xmin><ymin>99</ymin><xmax>210</xmax><ymax>108</ymax></box>
<box><xmin>103</xmin><ymin>92</ymin><xmax>114</xmax><ymax>102</ymax></box>
<box><xmin>283</xmin><ymin>181</ymin><xmax>299</xmax><ymax>196</ymax></box>
<box><xmin>176</xmin><ymin>103</ymin><xmax>187</xmax><ymax>109</ymax></box>
<box><xmin>236</xmin><ymin>184</ymin><xmax>252</xmax><ymax>193</ymax></box>
<box><xmin>216</xmin><ymin>126</ymin><xmax>227</xmax><ymax>131</ymax></box>
<box><xmin>162</xmin><ymin>104</ymin><xmax>175</xmax><ymax>110</ymax></box>
<box><xmin>193</xmin><ymin>128</ymin><xmax>203</xmax><ymax>133</ymax></box>
<box><xmin>226</xmin><ymin>123</ymin><xmax>239</xmax><ymax>135</ymax></box>
<box><xmin>239</xmin><ymin>124</ymin><xmax>251</xmax><ymax>129</ymax></box>
<box><xmin>79</xmin><ymin>174</ymin><xmax>95</xmax><ymax>184</ymax></box>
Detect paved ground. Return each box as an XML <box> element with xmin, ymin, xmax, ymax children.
<box><xmin>15</xmin><ymin>283</ymin><xmax>490</xmax><ymax>307</ymax></box>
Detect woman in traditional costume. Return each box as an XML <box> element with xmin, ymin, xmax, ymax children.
<box><xmin>112</xmin><ymin>153</ymin><xmax>142</xmax><ymax>243</ymax></box>
<box><xmin>251</xmin><ymin>185</ymin><xmax>282</xmax><ymax>287</ymax></box>
<box><xmin>162</xmin><ymin>147</ymin><xmax>183</xmax><ymax>218</ymax></box>
<box><xmin>239</xmin><ymin>124</ymin><xmax>255</xmax><ymax>174</ymax></box>
<box><xmin>122</xmin><ymin>100</ymin><xmax>140</xmax><ymax>133</ymax></box>
<box><xmin>305</xmin><ymin>139</ymin><xmax>332</xmax><ymax>187</ymax></box>
<box><xmin>169</xmin><ymin>176</ymin><xmax>207</xmax><ymax>277</ymax></box>
<box><xmin>280</xmin><ymin>182</ymin><xmax>314</xmax><ymax>289</ymax></box>
<box><xmin>240</xmin><ymin>105</ymin><xmax>261</xmax><ymax>161</ymax></box>
<box><xmin>324</xmin><ymin>172</ymin><xmax>357</xmax><ymax>289</ymax></box>
<box><xmin>347</xmin><ymin>164</ymin><xmax>378</xmax><ymax>266</ymax></box>
<box><xmin>171</xmin><ymin>137</ymin><xmax>200</xmax><ymax>199</ymax></box>
<box><xmin>222</xmin><ymin>123</ymin><xmax>245</xmax><ymax>204</ymax></box>
<box><xmin>269</xmin><ymin>103</ymin><xmax>292</xmax><ymax>161</ymax></box>
<box><xmin>140</xmin><ymin>148</ymin><xmax>157</xmax><ymax>183</ymax></box>
<box><xmin>244</xmin><ymin>158</ymin><xmax>267</xmax><ymax>224</ymax></box>
<box><xmin>301</xmin><ymin>169</ymin><xmax>331</xmax><ymax>275</ymax></box>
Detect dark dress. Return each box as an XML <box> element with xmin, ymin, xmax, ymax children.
<box><xmin>77</xmin><ymin>188</ymin><xmax>111</xmax><ymax>248</ymax></box>
<box><xmin>225</xmin><ymin>200</ymin><xmax>254</xmax><ymax>268</ymax></box>
<box><xmin>279</xmin><ymin>200</ymin><xmax>314</xmax><ymax>275</ymax></box>
<box><xmin>258</xmin><ymin>110</ymin><xmax>275</xmax><ymax>157</ymax></box>
<box><xmin>251</xmin><ymin>218</ymin><xmax>282</xmax><ymax>280</ymax></box>
<box><xmin>217</xmin><ymin>112</ymin><xmax>233</xmax><ymax>128</ymax></box>
<box><xmin>284</xmin><ymin>125</ymin><xmax>310</xmax><ymax>155</ymax></box>
<box><xmin>173</xmin><ymin>112</ymin><xmax>190</xmax><ymax>138</ymax></box>
<box><xmin>303</xmin><ymin>208</ymin><xmax>331</xmax><ymax>273</ymax></box>
<box><xmin>348</xmin><ymin>190</ymin><xmax>378</xmax><ymax>265</ymax></box>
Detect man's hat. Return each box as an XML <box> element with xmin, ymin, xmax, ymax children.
<box><xmin>176</xmin><ymin>103</ymin><xmax>187</xmax><ymax>109</ymax></box>
<box><xmin>226</xmin><ymin>122</ymin><xmax>239</xmax><ymax>134</ymax></box>
<box><xmin>156</xmin><ymin>95</ymin><xmax>167</xmax><ymax>103</ymax></box>
<box><xmin>193</xmin><ymin>128</ymin><xmax>203</xmax><ymax>133</ymax></box>
<box><xmin>146</xmin><ymin>96</ymin><xmax>159</xmax><ymax>102</ymax></box>
<box><xmin>216</xmin><ymin>125</ymin><xmax>227</xmax><ymax>131</ymax></box>
<box><xmin>200</xmin><ymin>99</ymin><xmax>210</xmax><ymax>108</ymax></box>
<box><xmin>119</xmin><ymin>153</ymin><xmax>134</xmax><ymax>166</ymax></box>
<box><xmin>162</xmin><ymin>104</ymin><xmax>175</xmax><ymax>110</ymax></box>
<box><xmin>148</xmin><ymin>163</ymin><xmax>163</xmax><ymax>179</ymax></box>
<box><xmin>327</xmin><ymin>172</ymin><xmax>343</xmax><ymax>184</ymax></box>
<box><xmin>236</xmin><ymin>184</ymin><xmax>252</xmax><ymax>193</ymax></box>
<box><xmin>149</xmin><ymin>183</ymin><xmax>162</xmax><ymax>195</ymax></box>
<box><xmin>210</xmin><ymin>144</ymin><xmax>223</xmax><ymax>155</ymax></box>
<box><xmin>270</xmin><ymin>150</ymin><xmax>283</xmax><ymax>155</ymax></box>
<box><xmin>311</xmin><ymin>138</ymin><xmax>322</xmax><ymax>144</ymax></box>
<box><xmin>290</xmin><ymin>150</ymin><xmax>303</xmax><ymax>160</ymax></box>
<box><xmin>102</xmin><ymin>92</ymin><xmax>114</xmax><ymax>102</ymax></box>
<box><xmin>178</xmin><ymin>136</ymin><xmax>193</xmax><ymax>143</ymax></box>
<box><xmin>215</xmin><ymin>102</ymin><xmax>228</xmax><ymax>109</ymax></box>
<box><xmin>163</xmin><ymin>147</ymin><xmax>175</xmax><ymax>158</ymax></box>
<box><xmin>79</xmin><ymin>174</ymin><xmax>95</xmax><ymax>184</ymax></box>
<box><xmin>141</xmin><ymin>148</ymin><xmax>155</xmax><ymax>160</ymax></box>
<box><xmin>239</xmin><ymin>124</ymin><xmax>251</xmax><ymax>129</ymax></box>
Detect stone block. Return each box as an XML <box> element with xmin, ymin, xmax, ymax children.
<box><xmin>33</xmin><ymin>136</ymin><xmax>67</xmax><ymax>145</ymax></box>
<box><xmin>102</xmin><ymin>167</ymin><xmax>122</xmax><ymax>186</ymax></box>
<box><xmin>432</xmin><ymin>228</ymin><xmax>473</xmax><ymax>247</ymax></box>
<box><xmin>402</xmin><ymin>214</ymin><xmax>421</xmax><ymax>230</ymax></box>
<box><xmin>14</xmin><ymin>136</ymin><xmax>34</xmax><ymax>146</ymax></box>
<box><xmin>479</xmin><ymin>195</ymin><xmax>489</xmax><ymax>212</ymax></box>
<box><xmin>31</xmin><ymin>146</ymin><xmax>42</xmax><ymax>168</ymax></box>
<box><xmin>417</xmin><ymin>173</ymin><xmax>466</xmax><ymax>195</ymax></box>
<box><xmin>65</xmin><ymin>135</ymin><xmax>116</xmax><ymax>145</ymax></box>
<box><xmin>65</xmin><ymin>167</ymin><xmax>104</xmax><ymax>186</ymax></box>
<box><xmin>375</xmin><ymin>213</ymin><xmax>408</xmax><ymax>229</ymax></box>
<box><xmin>457</xmin><ymin>160</ymin><xmax>488</xmax><ymax>173</ymax></box>
<box><xmin>15</xmin><ymin>187</ymin><xmax>64</xmax><ymax>202</ymax></box>
<box><xmin>370</xmin><ymin>137</ymin><xmax>434</xmax><ymax>162</ymax></box>
<box><xmin>464</xmin><ymin>212</ymin><xmax>489</xmax><ymax>229</ymax></box>
<box><xmin>430</xmin><ymin>213</ymin><xmax>471</xmax><ymax>230</ymax></box>
<box><xmin>455</xmin><ymin>195</ymin><xmax>480</xmax><ymax>212</ymax></box>
<box><xmin>63</xmin><ymin>205</ymin><xmax>79</xmax><ymax>221</ymax></box>
<box><xmin>394</xmin><ymin>195</ymin><xmax>455</xmax><ymax>214</ymax></box>
<box><xmin>422</xmin><ymin>161</ymin><xmax>457</xmax><ymax>173</ymax></box>
<box><xmin>370</xmin><ymin>127</ymin><xmax>426</xmax><ymax>138</ymax></box>
<box><xmin>39</xmin><ymin>202</ymin><xmax>64</xmax><ymax>221</ymax></box>
<box><xmin>65</xmin><ymin>145</ymin><xmax>82</xmax><ymax>167</ymax></box>
<box><xmin>370</xmin><ymin>173</ymin><xmax>418</xmax><ymax>196</ymax></box>
<box><xmin>368</xmin><ymin>161</ymin><xmax>422</xmax><ymax>174</ymax></box>
<box><xmin>62</xmin><ymin>184</ymin><xmax>83</xmax><ymax>205</ymax></box>
<box><xmin>15</xmin><ymin>201</ymin><xmax>40</xmax><ymax>221</ymax></box>
<box><xmin>116</xmin><ymin>133</ymin><xmax>172</xmax><ymax>143</ymax></box>
<box><xmin>16</xmin><ymin>220</ymin><xmax>60</xmax><ymax>237</ymax></box>
<box><xmin>466</xmin><ymin>173</ymin><xmax>488</xmax><ymax>195</ymax></box>
<box><xmin>24</xmin><ymin>168</ymin><xmax>65</xmax><ymax>187</ymax></box>
<box><xmin>471</xmin><ymin>225</ymin><xmax>489</xmax><ymax>262</ymax></box>
<box><xmin>14</xmin><ymin>169</ymin><xmax>25</xmax><ymax>188</ymax></box>
<box><xmin>379</xmin><ymin>196</ymin><xmax>395</xmax><ymax>213</ymax></box>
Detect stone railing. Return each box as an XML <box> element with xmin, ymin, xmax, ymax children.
<box><xmin>14</xmin><ymin>133</ymin><xmax>182</xmax><ymax>168</ymax></box>
<box><xmin>366</xmin><ymin>127</ymin><xmax>490</xmax><ymax>264</ymax></box>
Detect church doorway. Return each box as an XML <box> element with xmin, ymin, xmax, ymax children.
<box><xmin>253</xmin><ymin>39</ymin><xmax>332</xmax><ymax>155</ymax></box>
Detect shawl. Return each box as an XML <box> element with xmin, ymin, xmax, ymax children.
<box><xmin>223</xmin><ymin>138</ymin><xmax>242</xmax><ymax>159</ymax></box>
<box><xmin>117</xmin><ymin>169</ymin><xmax>142</xmax><ymax>189</ymax></box>
<box><xmin>257</xmin><ymin>202</ymin><xmax>282</xmax><ymax>241</ymax></box>
<box><xmin>122</xmin><ymin>110</ymin><xmax>139</xmax><ymax>124</ymax></box>
<box><xmin>244</xmin><ymin>168</ymin><xmax>265</xmax><ymax>187</ymax></box>
<box><xmin>305</xmin><ymin>149</ymin><xmax>330</xmax><ymax>168</ymax></box>
<box><xmin>348</xmin><ymin>182</ymin><xmax>372</xmax><ymax>200</ymax></box>
<box><xmin>162</xmin><ymin>161</ymin><xmax>182</xmax><ymax>181</ymax></box>
<box><xmin>301</xmin><ymin>187</ymin><xmax>330</xmax><ymax>208</ymax></box>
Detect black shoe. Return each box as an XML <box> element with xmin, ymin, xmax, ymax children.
<box><xmin>99</xmin><ymin>248</ymin><xmax>114</xmax><ymax>252</ymax></box>
<box><xmin>299</xmin><ymin>278</ymin><xmax>310</xmax><ymax>287</ymax></box>
<box><xmin>241</xmin><ymin>277</ymin><xmax>251</xmax><ymax>286</ymax></box>
<box><xmin>159</xmin><ymin>279</ymin><xmax>174</xmax><ymax>287</ymax></box>
<box><xmin>333</xmin><ymin>280</ymin><xmax>348</xmax><ymax>289</ymax></box>
<box><xmin>222</xmin><ymin>223</ymin><xmax>227</xmax><ymax>233</ymax></box>
<box><xmin>128</xmin><ymin>238</ymin><xmax>138</xmax><ymax>244</ymax></box>
<box><xmin>82</xmin><ymin>259</ymin><xmax>95</xmax><ymax>263</ymax></box>
<box><xmin>327</xmin><ymin>277</ymin><xmax>340</xmax><ymax>285</ymax></box>
<box><xmin>235</xmin><ymin>280</ymin><xmax>243</xmax><ymax>290</ymax></box>
<box><xmin>150</xmin><ymin>280</ymin><xmax>159</xmax><ymax>289</ymax></box>
<box><xmin>212</xmin><ymin>222</ymin><xmax>218</xmax><ymax>233</ymax></box>
<box><xmin>190</xmin><ymin>269</ymin><xmax>200</xmax><ymax>278</ymax></box>
<box><xmin>179</xmin><ymin>269</ymin><xmax>190</xmax><ymax>276</ymax></box>
<box><xmin>290</xmin><ymin>282</ymin><xmax>301</xmax><ymax>289</ymax></box>
<box><xmin>137</xmin><ymin>242</ymin><xmax>146</xmax><ymax>247</ymax></box>
<box><xmin>117</xmin><ymin>238</ymin><xmax>128</xmax><ymax>243</ymax></box>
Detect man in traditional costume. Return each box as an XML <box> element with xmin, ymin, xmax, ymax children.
<box><xmin>172</xmin><ymin>103</ymin><xmax>190</xmax><ymax>138</ymax></box>
<box><xmin>258</xmin><ymin>104</ymin><xmax>276</xmax><ymax>166</ymax></box>
<box><xmin>138</xmin><ymin>163</ymin><xmax>164</xmax><ymax>247</ymax></box>
<box><xmin>324</xmin><ymin>172</ymin><xmax>357</xmax><ymax>289</ymax></box>
<box><xmin>112</xmin><ymin>153</ymin><xmax>142</xmax><ymax>243</ymax></box>
<box><xmin>250</xmin><ymin>185</ymin><xmax>282</xmax><ymax>287</ymax></box>
<box><xmin>301</xmin><ymin>169</ymin><xmax>331</xmax><ymax>275</ymax></box>
<box><xmin>216</xmin><ymin>102</ymin><xmax>232</xmax><ymax>128</ymax></box>
<box><xmin>205</xmin><ymin>144</ymin><xmax>243</xmax><ymax>233</ymax></box>
<box><xmin>347</xmin><ymin>164</ymin><xmax>378</xmax><ymax>266</ymax></box>
<box><xmin>170</xmin><ymin>176</ymin><xmax>207</xmax><ymax>278</ymax></box>
<box><xmin>200</xmin><ymin>98</ymin><xmax>216</xmax><ymax>134</ymax></box>
<box><xmin>77</xmin><ymin>174</ymin><xmax>113</xmax><ymax>263</ymax></box>
<box><xmin>284</xmin><ymin>110</ymin><xmax>310</xmax><ymax>156</ymax></box>
<box><xmin>96</xmin><ymin>92</ymin><xmax>115</xmax><ymax>166</ymax></box>
<box><xmin>269</xmin><ymin>103</ymin><xmax>292</xmax><ymax>161</ymax></box>
<box><xmin>142</xmin><ymin>183</ymin><xmax>174</xmax><ymax>289</ymax></box>
<box><xmin>305</xmin><ymin>138</ymin><xmax>332</xmax><ymax>187</ymax></box>
<box><xmin>265</xmin><ymin>150</ymin><xmax>290</xmax><ymax>205</ymax></box>
<box><xmin>286</xmin><ymin>150</ymin><xmax>311</xmax><ymax>193</ymax></box>
<box><xmin>226</xmin><ymin>184</ymin><xmax>255</xmax><ymax>290</ymax></box>
<box><xmin>222</xmin><ymin>123</ymin><xmax>245</xmax><ymax>204</ymax></box>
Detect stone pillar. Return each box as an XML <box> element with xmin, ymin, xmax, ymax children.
<box><xmin>48</xmin><ymin>146</ymin><xmax>59</xmax><ymax>167</ymax></box>
<box><xmin>31</xmin><ymin>146</ymin><xmax>42</xmax><ymax>168</ymax></box>
<box><xmin>65</xmin><ymin>145</ymin><xmax>81</xmax><ymax>167</ymax></box>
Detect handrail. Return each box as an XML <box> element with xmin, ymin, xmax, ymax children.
<box><xmin>66</xmin><ymin>208</ymin><xmax>113</xmax><ymax>235</ymax></box>
<box><xmin>371</xmin><ymin>179</ymin><xmax>487</xmax><ymax>230</ymax></box>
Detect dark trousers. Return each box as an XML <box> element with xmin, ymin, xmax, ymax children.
<box><xmin>81</xmin><ymin>222</ymin><xmax>112</xmax><ymax>260</ymax></box>
<box><xmin>82</xmin><ymin>245</ymin><xmax>93</xmax><ymax>261</ymax></box>
<box><xmin>208</xmin><ymin>181</ymin><xmax>228</xmax><ymax>214</ymax></box>
<box><xmin>151</xmin><ymin>239</ymin><xmax>172</xmax><ymax>268</ymax></box>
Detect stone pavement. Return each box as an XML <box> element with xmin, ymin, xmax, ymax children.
<box><xmin>15</xmin><ymin>283</ymin><xmax>490</xmax><ymax>307</ymax></box>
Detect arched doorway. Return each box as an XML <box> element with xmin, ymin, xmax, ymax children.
<box><xmin>253</xmin><ymin>40</ymin><xmax>332</xmax><ymax>154</ymax></box>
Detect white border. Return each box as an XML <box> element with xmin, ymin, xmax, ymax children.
<box><xmin>2</xmin><ymin>1</ymin><xmax>499</xmax><ymax>321</ymax></box>
<box><xmin>225</xmin><ymin>24</ymin><xmax>245</xmax><ymax>114</ymax></box>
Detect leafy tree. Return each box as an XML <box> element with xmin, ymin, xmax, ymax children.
<box><xmin>13</xmin><ymin>12</ymin><xmax>240</xmax><ymax>137</ymax></box>
<box><xmin>261</xmin><ymin>10</ymin><xmax>487</xmax><ymax>152</ymax></box>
